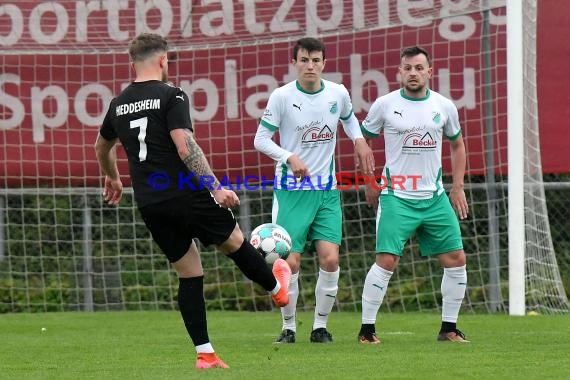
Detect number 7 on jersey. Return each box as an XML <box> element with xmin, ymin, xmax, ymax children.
<box><xmin>130</xmin><ymin>117</ymin><xmax>148</xmax><ymax>161</ymax></box>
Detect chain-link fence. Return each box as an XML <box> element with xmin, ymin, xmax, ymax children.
<box><xmin>1</xmin><ymin>178</ymin><xmax>568</xmax><ymax>313</ymax></box>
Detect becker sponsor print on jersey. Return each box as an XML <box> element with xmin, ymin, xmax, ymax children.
<box><xmin>402</xmin><ymin>130</ymin><xmax>437</xmax><ymax>154</ymax></box>
<box><xmin>301</xmin><ymin>125</ymin><xmax>335</xmax><ymax>147</ymax></box>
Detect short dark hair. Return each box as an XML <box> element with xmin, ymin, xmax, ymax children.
<box><xmin>400</xmin><ymin>46</ymin><xmax>431</xmax><ymax>66</ymax></box>
<box><xmin>293</xmin><ymin>37</ymin><xmax>326</xmax><ymax>61</ymax></box>
<box><xmin>128</xmin><ymin>33</ymin><xmax>168</xmax><ymax>62</ymax></box>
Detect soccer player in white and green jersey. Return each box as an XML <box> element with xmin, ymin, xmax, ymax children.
<box><xmin>358</xmin><ymin>46</ymin><xmax>470</xmax><ymax>344</ymax></box>
<box><xmin>254</xmin><ymin>37</ymin><xmax>374</xmax><ymax>344</ymax></box>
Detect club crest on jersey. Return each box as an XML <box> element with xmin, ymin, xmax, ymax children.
<box><xmin>329</xmin><ymin>101</ymin><xmax>338</xmax><ymax>114</ymax></box>
<box><xmin>432</xmin><ymin>111</ymin><xmax>441</xmax><ymax>124</ymax></box>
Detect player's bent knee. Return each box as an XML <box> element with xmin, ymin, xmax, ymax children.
<box><xmin>439</xmin><ymin>250</ymin><xmax>466</xmax><ymax>267</ymax></box>
<box><xmin>172</xmin><ymin>254</ymin><xmax>203</xmax><ymax>278</ymax></box>
<box><xmin>218</xmin><ymin>226</ymin><xmax>245</xmax><ymax>254</ymax></box>
<box><xmin>284</xmin><ymin>252</ymin><xmax>301</xmax><ymax>273</ymax></box>
<box><xmin>376</xmin><ymin>253</ymin><xmax>399</xmax><ymax>271</ymax></box>
<box><xmin>318</xmin><ymin>255</ymin><xmax>339</xmax><ymax>272</ymax></box>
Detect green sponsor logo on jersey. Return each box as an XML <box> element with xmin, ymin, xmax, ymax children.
<box><xmin>432</xmin><ymin>111</ymin><xmax>441</xmax><ymax>124</ymax></box>
<box><xmin>329</xmin><ymin>101</ymin><xmax>338</xmax><ymax>114</ymax></box>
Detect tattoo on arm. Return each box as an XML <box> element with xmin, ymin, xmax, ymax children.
<box><xmin>182</xmin><ymin>130</ymin><xmax>221</xmax><ymax>188</ymax></box>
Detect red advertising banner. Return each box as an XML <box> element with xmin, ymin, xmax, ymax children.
<box><xmin>0</xmin><ymin>1</ymin><xmax>565</xmax><ymax>188</ymax></box>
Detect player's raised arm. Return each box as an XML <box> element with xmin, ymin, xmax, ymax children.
<box><xmin>94</xmin><ymin>133</ymin><xmax>123</xmax><ymax>206</ymax></box>
<box><xmin>170</xmin><ymin>128</ymin><xmax>239</xmax><ymax>208</ymax></box>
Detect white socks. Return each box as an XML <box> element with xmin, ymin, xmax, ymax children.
<box><xmin>281</xmin><ymin>271</ymin><xmax>299</xmax><ymax>332</ymax></box>
<box><xmin>441</xmin><ymin>265</ymin><xmax>467</xmax><ymax>323</ymax></box>
<box><xmin>313</xmin><ymin>268</ymin><xmax>340</xmax><ymax>330</ymax></box>
<box><xmin>195</xmin><ymin>343</ymin><xmax>214</xmax><ymax>354</ymax></box>
<box><xmin>360</xmin><ymin>263</ymin><xmax>467</xmax><ymax>325</ymax></box>
<box><xmin>281</xmin><ymin>268</ymin><xmax>340</xmax><ymax>332</ymax></box>
<box><xmin>361</xmin><ymin>263</ymin><xmax>393</xmax><ymax>324</ymax></box>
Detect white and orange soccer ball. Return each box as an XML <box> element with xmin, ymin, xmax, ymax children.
<box><xmin>249</xmin><ymin>223</ymin><xmax>292</xmax><ymax>264</ymax></box>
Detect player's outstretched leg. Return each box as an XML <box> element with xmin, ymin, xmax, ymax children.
<box><xmin>196</xmin><ymin>353</ymin><xmax>229</xmax><ymax>369</ymax></box>
<box><xmin>226</xmin><ymin>238</ymin><xmax>290</xmax><ymax>307</ymax></box>
<box><xmin>272</xmin><ymin>258</ymin><xmax>292</xmax><ymax>308</ymax></box>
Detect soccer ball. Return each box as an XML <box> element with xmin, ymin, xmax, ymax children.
<box><xmin>249</xmin><ymin>223</ymin><xmax>292</xmax><ymax>264</ymax></box>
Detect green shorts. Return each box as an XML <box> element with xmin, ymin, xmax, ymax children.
<box><xmin>376</xmin><ymin>193</ymin><xmax>463</xmax><ymax>256</ymax></box>
<box><xmin>273</xmin><ymin>189</ymin><xmax>342</xmax><ymax>253</ymax></box>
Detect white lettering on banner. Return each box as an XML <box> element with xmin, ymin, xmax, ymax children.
<box><xmin>398</xmin><ymin>0</ymin><xmax>433</xmax><ymax>27</ymax></box>
<box><xmin>31</xmin><ymin>85</ymin><xmax>69</xmax><ymax>143</ymax></box>
<box><xmin>306</xmin><ymin>0</ymin><xmax>344</xmax><ymax>37</ymax></box>
<box><xmin>269</xmin><ymin>0</ymin><xmax>298</xmax><ymax>33</ymax></box>
<box><xmin>29</xmin><ymin>2</ymin><xmax>69</xmax><ymax>44</ymax></box>
<box><xmin>0</xmin><ymin>4</ymin><xmax>23</xmax><ymax>46</ymax></box>
<box><xmin>245</xmin><ymin>75</ymin><xmax>279</xmax><ymax>119</ymax></box>
<box><xmin>0</xmin><ymin>74</ymin><xmax>25</xmax><ymax>130</ymax></box>
<box><xmin>437</xmin><ymin>68</ymin><xmax>475</xmax><ymax>109</ymax></box>
<box><xmin>136</xmin><ymin>0</ymin><xmax>173</xmax><ymax>36</ymax></box>
<box><xmin>103</xmin><ymin>0</ymin><xmax>129</xmax><ymax>42</ymax></box>
<box><xmin>488</xmin><ymin>2</ymin><xmax>506</xmax><ymax>24</ymax></box>
<box><xmin>75</xmin><ymin>84</ymin><xmax>114</xmax><ymax>126</ymax></box>
<box><xmin>0</xmin><ymin>0</ymin><xmax>506</xmax><ymax>47</ymax></box>
<box><xmin>0</xmin><ymin>60</ymin><xmax>476</xmax><ymax>140</ymax></box>
<box><xmin>0</xmin><ymin>75</ymin><xmax>111</xmax><ymax>142</ymax></box>
<box><xmin>242</xmin><ymin>0</ymin><xmax>264</xmax><ymax>34</ymax></box>
<box><xmin>179</xmin><ymin>79</ymin><xmax>219</xmax><ymax>121</ymax></box>
<box><xmin>439</xmin><ymin>0</ymin><xmax>476</xmax><ymax>41</ymax></box>
<box><xmin>200</xmin><ymin>0</ymin><xmax>234</xmax><ymax>37</ymax></box>
<box><xmin>75</xmin><ymin>1</ymin><xmax>100</xmax><ymax>42</ymax></box>
<box><xmin>352</xmin><ymin>0</ymin><xmax>365</xmax><ymax>29</ymax></box>
<box><xmin>180</xmin><ymin>0</ymin><xmax>192</xmax><ymax>37</ymax></box>
<box><xmin>378</xmin><ymin>0</ymin><xmax>390</xmax><ymax>28</ymax></box>
<box><xmin>225</xmin><ymin>60</ymin><xmax>239</xmax><ymax>119</ymax></box>
<box><xmin>350</xmin><ymin>54</ymin><xmax>389</xmax><ymax>113</ymax></box>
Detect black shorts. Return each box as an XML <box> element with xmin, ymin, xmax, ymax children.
<box><xmin>138</xmin><ymin>191</ymin><xmax>237</xmax><ymax>263</ymax></box>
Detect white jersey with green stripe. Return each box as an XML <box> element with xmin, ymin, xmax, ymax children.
<box><xmin>260</xmin><ymin>79</ymin><xmax>354</xmax><ymax>190</ymax></box>
<box><xmin>361</xmin><ymin>88</ymin><xmax>462</xmax><ymax>199</ymax></box>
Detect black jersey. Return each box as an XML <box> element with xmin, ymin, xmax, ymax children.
<box><xmin>100</xmin><ymin>80</ymin><xmax>194</xmax><ymax>207</ymax></box>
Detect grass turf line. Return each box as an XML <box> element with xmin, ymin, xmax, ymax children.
<box><xmin>1</xmin><ymin>311</ymin><xmax>569</xmax><ymax>379</ymax></box>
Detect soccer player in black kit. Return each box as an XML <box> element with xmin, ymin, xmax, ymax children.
<box><xmin>94</xmin><ymin>33</ymin><xmax>291</xmax><ymax>370</ymax></box>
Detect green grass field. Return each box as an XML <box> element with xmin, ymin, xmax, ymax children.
<box><xmin>1</xmin><ymin>311</ymin><xmax>569</xmax><ymax>379</ymax></box>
